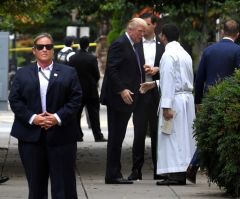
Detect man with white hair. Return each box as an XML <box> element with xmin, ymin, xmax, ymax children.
<box><xmin>100</xmin><ymin>18</ymin><xmax>147</xmax><ymax>184</ymax></box>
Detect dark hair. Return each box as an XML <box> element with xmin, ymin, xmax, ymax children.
<box><xmin>223</xmin><ymin>19</ymin><xmax>239</xmax><ymax>37</ymax></box>
<box><xmin>79</xmin><ymin>36</ymin><xmax>89</xmax><ymax>50</ymax></box>
<box><xmin>140</xmin><ymin>13</ymin><xmax>158</xmax><ymax>24</ymax></box>
<box><xmin>64</xmin><ymin>36</ymin><xmax>75</xmax><ymax>47</ymax></box>
<box><xmin>161</xmin><ymin>23</ymin><xmax>179</xmax><ymax>42</ymax></box>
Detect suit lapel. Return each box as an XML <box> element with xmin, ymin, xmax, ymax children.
<box><xmin>28</xmin><ymin>64</ymin><xmax>42</xmax><ymax>110</ymax></box>
<box><xmin>123</xmin><ymin>34</ymin><xmax>138</xmax><ymax>64</ymax></box>
<box><xmin>47</xmin><ymin>63</ymin><xmax>60</xmax><ymax>92</ymax></box>
<box><xmin>29</xmin><ymin>63</ymin><xmax>40</xmax><ymax>89</ymax></box>
<box><xmin>154</xmin><ymin>38</ymin><xmax>164</xmax><ymax>67</ymax></box>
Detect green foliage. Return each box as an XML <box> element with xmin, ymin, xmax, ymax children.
<box><xmin>0</xmin><ymin>0</ymin><xmax>57</xmax><ymax>32</ymax></box>
<box><xmin>107</xmin><ymin>19</ymin><xmax>122</xmax><ymax>44</ymax></box>
<box><xmin>103</xmin><ymin>1</ymin><xmax>138</xmax><ymax>44</ymax></box>
<box><xmin>194</xmin><ymin>69</ymin><xmax>240</xmax><ymax>195</ymax></box>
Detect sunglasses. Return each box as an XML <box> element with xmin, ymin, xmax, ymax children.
<box><xmin>34</xmin><ymin>44</ymin><xmax>54</xmax><ymax>50</ymax></box>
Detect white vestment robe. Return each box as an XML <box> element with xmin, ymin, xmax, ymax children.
<box><xmin>156</xmin><ymin>41</ymin><xmax>196</xmax><ymax>174</ymax></box>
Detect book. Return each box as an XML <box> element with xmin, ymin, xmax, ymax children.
<box><xmin>161</xmin><ymin>110</ymin><xmax>176</xmax><ymax>135</ymax></box>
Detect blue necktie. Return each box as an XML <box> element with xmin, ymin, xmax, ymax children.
<box><xmin>133</xmin><ymin>44</ymin><xmax>143</xmax><ymax>83</ymax></box>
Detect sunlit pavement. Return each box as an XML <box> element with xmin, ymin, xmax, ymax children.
<box><xmin>0</xmin><ymin>106</ymin><xmax>231</xmax><ymax>199</ymax></box>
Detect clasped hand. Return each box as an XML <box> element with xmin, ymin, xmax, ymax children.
<box><xmin>33</xmin><ymin>112</ymin><xmax>58</xmax><ymax>130</ymax></box>
<box><xmin>144</xmin><ymin>65</ymin><xmax>159</xmax><ymax>76</ymax></box>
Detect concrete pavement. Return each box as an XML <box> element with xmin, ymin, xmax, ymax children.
<box><xmin>0</xmin><ymin>106</ymin><xmax>231</xmax><ymax>199</ymax></box>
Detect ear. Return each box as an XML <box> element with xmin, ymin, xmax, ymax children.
<box><xmin>32</xmin><ymin>47</ymin><xmax>36</xmax><ymax>55</ymax></box>
<box><xmin>220</xmin><ymin>29</ymin><xmax>224</xmax><ymax>38</ymax></box>
<box><xmin>153</xmin><ymin>22</ymin><xmax>157</xmax><ymax>29</ymax></box>
<box><xmin>236</xmin><ymin>32</ymin><xmax>240</xmax><ymax>39</ymax></box>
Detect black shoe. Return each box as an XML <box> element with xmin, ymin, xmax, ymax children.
<box><xmin>156</xmin><ymin>179</ymin><xmax>186</xmax><ymax>186</ymax></box>
<box><xmin>105</xmin><ymin>178</ymin><xmax>133</xmax><ymax>184</ymax></box>
<box><xmin>95</xmin><ymin>137</ymin><xmax>107</xmax><ymax>142</ymax></box>
<box><xmin>0</xmin><ymin>176</ymin><xmax>9</xmax><ymax>184</ymax></box>
<box><xmin>186</xmin><ymin>165</ymin><xmax>198</xmax><ymax>184</ymax></box>
<box><xmin>154</xmin><ymin>174</ymin><xmax>168</xmax><ymax>180</ymax></box>
<box><xmin>128</xmin><ymin>170</ymin><xmax>142</xmax><ymax>180</ymax></box>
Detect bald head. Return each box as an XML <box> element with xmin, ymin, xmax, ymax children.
<box><xmin>127</xmin><ymin>17</ymin><xmax>147</xmax><ymax>43</ymax></box>
<box><xmin>223</xmin><ymin>19</ymin><xmax>239</xmax><ymax>40</ymax></box>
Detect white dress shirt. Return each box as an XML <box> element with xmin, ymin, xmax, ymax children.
<box><xmin>38</xmin><ymin>63</ymin><xmax>52</xmax><ymax>112</ymax></box>
<box><xmin>143</xmin><ymin>36</ymin><xmax>156</xmax><ymax>82</ymax></box>
<box><xmin>29</xmin><ymin>62</ymin><xmax>61</xmax><ymax>125</ymax></box>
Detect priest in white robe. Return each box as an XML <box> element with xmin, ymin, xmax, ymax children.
<box><xmin>139</xmin><ymin>23</ymin><xmax>196</xmax><ymax>185</ymax></box>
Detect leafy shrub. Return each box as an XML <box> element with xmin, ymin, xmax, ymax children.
<box><xmin>194</xmin><ymin>69</ymin><xmax>240</xmax><ymax>196</ymax></box>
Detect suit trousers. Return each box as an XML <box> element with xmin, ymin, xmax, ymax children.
<box><xmin>18</xmin><ymin>132</ymin><xmax>77</xmax><ymax>199</ymax></box>
<box><xmin>105</xmin><ymin>107</ymin><xmax>132</xmax><ymax>179</ymax></box>
<box><xmin>77</xmin><ymin>98</ymin><xmax>103</xmax><ymax>140</ymax></box>
<box><xmin>132</xmin><ymin>90</ymin><xmax>159</xmax><ymax>175</ymax></box>
<box><xmin>190</xmin><ymin>149</ymin><xmax>200</xmax><ymax>166</ymax></box>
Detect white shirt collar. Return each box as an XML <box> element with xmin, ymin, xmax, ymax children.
<box><xmin>222</xmin><ymin>37</ymin><xmax>234</xmax><ymax>42</ymax></box>
<box><xmin>143</xmin><ymin>36</ymin><xmax>156</xmax><ymax>43</ymax></box>
<box><xmin>37</xmin><ymin>61</ymin><xmax>53</xmax><ymax>71</ymax></box>
<box><xmin>125</xmin><ymin>32</ymin><xmax>134</xmax><ymax>47</ymax></box>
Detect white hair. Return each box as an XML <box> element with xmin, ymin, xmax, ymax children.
<box><xmin>127</xmin><ymin>17</ymin><xmax>147</xmax><ymax>30</ymax></box>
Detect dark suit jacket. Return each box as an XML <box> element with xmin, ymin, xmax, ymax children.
<box><xmin>136</xmin><ymin>36</ymin><xmax>165</xmax><ymax>100</ymax></box>
<box><xmin>68</xmin><ymin>49</ymin><xmax>100</xmax><ymax>99</ymax></box>
<box><xmin>9</xmin><ymin>62</ymin><xmax>82</xmax><ymax>146</ymax></box>
<box><xmin>195</xmin><ymin>39</ymin><xmax>240</xmax><ymax>104</ymax></box>
<box><xmin>100</xmin><ymin>33</ymin><xmax>143</xmax><ymax>112</ymax></box>
<box><xmin>137</xmin><ymin>36</ymin><xmax>165</xmax><ymax>81</ymax></box>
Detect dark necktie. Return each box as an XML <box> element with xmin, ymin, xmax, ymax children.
<box><xmin>133</xmin><ymin>44</ymin><xmax>143</xmax><ymax>83</ymax></box>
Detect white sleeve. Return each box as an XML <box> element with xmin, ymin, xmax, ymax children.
<box><xmin>160</xmin><ymin>54</ymin><xmax>175</xmax><ymax>108</ymax></box>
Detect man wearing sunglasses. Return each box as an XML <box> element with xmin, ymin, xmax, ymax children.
<box><xmin>9</xmin><ymin>33</ymin><xmax>82</xmax><ymax>199</ymax></box>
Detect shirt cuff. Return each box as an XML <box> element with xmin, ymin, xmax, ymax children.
<box><xmin>54</xmin><ymin>113</ymin><xmax>62</xmax><ymax>126</ymax></box>
<box><xmin>161</xmin><ymin>98</ymin><xmax>172</xmax><ymax>108</ymax></box>
<box><xmin>29</xmin><ymin>114</ymin><xmax>37</xmax><ymax>125</ymax></box>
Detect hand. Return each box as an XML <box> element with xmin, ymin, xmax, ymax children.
<box><xmin>195</xmin><ymin>104</ymin><xmax>201</xmax><ymax>113</ymax></box>
<box><xmin>163</xmin><ymin>108</ymin><xmax>174</xmax><ymax>121</ymax></box>
<box><xmin>33</xmin><ymin>113</ymin><xmax>47</xmax><ymax>127</ymax></box>
<box><xmin>119</xmin><ymin>89</ymin><xmax>134</xmax><ymax>105</ymax></box>
<box><xmin>144</xmin><ymin>65</ymin><xmax>159</xmax><ymax>76</ymax></box>
<box><xmin>42</xmin><ymin>112</ymin><xmax>58</xmax><ymax>130</ymax></box>
<box><xmin>139</xmin><ymin>81</ymin><xmax>156</xmax><ymax>94</ymax></box>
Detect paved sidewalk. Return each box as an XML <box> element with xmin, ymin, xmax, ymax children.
<box><xmin>0</xmin><ymin>106</ymin><xmax>231</xmax><ymax>199</ymax></box>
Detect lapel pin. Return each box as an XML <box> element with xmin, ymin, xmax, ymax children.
<box><xmin>54</xmin><ymin>73</ymin><xmax>58</xmax><ymax>77</ymax></box>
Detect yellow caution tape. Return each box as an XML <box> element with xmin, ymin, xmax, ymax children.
<box><xmin>9</xmin><ymin>42</ymin><xmax>97</xmax><ymax>52</ymax></box>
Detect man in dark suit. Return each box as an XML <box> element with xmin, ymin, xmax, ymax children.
<box><xmin>69</xmin><ymin>36</ymin><xmax>107</xmax><ymax>142</ymax></box>
<box><xmin>9</xmin><ymin>33</ymin><xmax>82</xmax><ymax>199</ymax></box>
<box><xmin>128</xmin><ymin>13</ymin><xmax>165</xmax><ymax>181</ymax></box>
<box><xmin>187</xmin><ymin>19</ymin><xmax>240</xmax><ymax>184</ymax></box>
<box><xmin>100</xmin><ymin>18</ymin><xmax>147</xmax><ymax>184</ymax></box>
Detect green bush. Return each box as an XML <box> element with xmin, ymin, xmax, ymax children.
<box><xmin>194</xmin><ymin>69</ymin><xmax>240</xmax><ymax>196</ymax></box>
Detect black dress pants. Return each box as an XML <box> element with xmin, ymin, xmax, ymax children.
<box><xmin>77</xmin><ymin>97</ymin><xmax>103</xmax><ymax>140</ymax></box>
<box><xmin>105</xmin><ymin>107</ymin><xmax>132</xmax><ymax>179</ymax></box>
<box><xmin>18</xmin><ymin>133</ymin><xmax>78</xmax><ymax>199</ymax></box>
<box><xmin>132</xmin><ymin>90</ymin><xmax>159</xmax><ymax>175</ymax></box>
